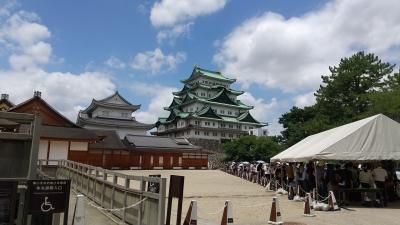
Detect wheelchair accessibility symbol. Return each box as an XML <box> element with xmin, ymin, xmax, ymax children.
<box><xmin>40</xmin><ymin>197</ymin><xmax>55</xmax><ymax>212</ymax></box>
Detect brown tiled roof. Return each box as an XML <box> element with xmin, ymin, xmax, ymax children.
<box><xmin>89</xmin><ymin>130</ymin><xmax>127</xmax><ymax>150</ymax></box>
<box><xmin>40</xmin><ymin>125</ymin><xmax>98</xmax><ymax>140</ymax></box>
<box><xmin>124</xmin><ymin>135</ymin><xmax>201</xmax><ymax>151</ymax></box>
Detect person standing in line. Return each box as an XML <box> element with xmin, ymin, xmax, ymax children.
<box><xmin>372</xmin><ymin>163</ymin><xmax>388</xmax><ymax>206</ymax></box>
<box><xmin>286</xmin><ymin>163</ymin><xmax>295</xmax><ymax>185</ymax></box>
<box><xmin>297</xmin><ymin>163</ymin><xmax>306</xmax><ymax>196</ymax></box>
<box><xmin>359</xmin><ymin>164</ymin><xmax>374</xmax><ymax>205</ymax></box>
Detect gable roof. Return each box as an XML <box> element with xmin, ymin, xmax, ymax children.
<box><xmin>195</xmin><ymin>106</ymin><xmax>222</xmax><ymax>119</ymax></box>
<box><xmin>208</xmin><ymin>89</ymin><xmax>239</xmax><ymax>106</ymax></box>
<box><xmin>9</xmin><ymin>95</ymin><xmax>79</xmax><ymax>127</ymax></box>
<box><xmin>181</xmin><ymin>65</ymin><xmax>236</xmax><ymax>84</ymax></box>
<box><xmin>0</xmin><ymin>96</ymin><xmax>14</xmax><ymax>111</ymax></box>
<box><xmin>237</xmin><ymin>112</ymin><xmax>263</xmax><ymax>124</ymax></box>
<box><xmin>81</xmin><ymin>91</ymin><xmax>141</xmax><ymax>114</ymax></box>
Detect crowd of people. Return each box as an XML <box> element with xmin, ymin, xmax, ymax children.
<box><xmin>225</xmin><ymin>161</ymin><xmax>400</xmax><ymax>207</ymax></box>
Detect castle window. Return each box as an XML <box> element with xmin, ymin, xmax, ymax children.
<box><xmin>195</xmin><ymin>121</ymin><xmax>200</xmax><ymax>125</ymax></box>
<box><xmin>195</xmin><ymin>131</ymin><xmax>200</xmax><ymax>135</ymax></box>
<box><xmin>204</xmin><ymin>131</ymin><xmax>209</xmax><ymax>136</ymax></box>
<box><xmin>213</xmin><ymin>132</ymin><xmax>218</xmax><ymax>136</ymax></box>
<box><xmin>121</xmin><ymin>112</ymin><xmax>129</xmax><ymax>118</ymax></box>
<box><xmin>228</xmin><ymin>111</ymin><xmax>232</xmax><ymax>115</ymax></box>
<box><xmin>102</xmin><ymin>111</ymin><xmax>110</xmax><ymax>117</ymax></box>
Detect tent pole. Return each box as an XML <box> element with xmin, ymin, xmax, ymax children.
<box><xmin>314</xmin><ymin>160</ymin><xmax>318</xmax><ymax>202</ymax></box>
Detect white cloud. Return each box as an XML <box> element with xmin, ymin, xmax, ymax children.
<box><xmin>237</xmin><ymin>92</ymin><xmax>283</xmax><ymax>135</ymax></box>
<box><xmin>131</xmin><ymin>48</ymin><xmax>186</xmax><ymax>74</ymax></box>
<box><xmin>293</xmin><ymin>92</ymin><xmax>316</xmax><ymax>108</ymax></box>
<box><xmin>1</xmin><ymin>11</ymin><xmax>52</xmax><ymax>70</ymax></box>
<box><xmin>131</xmin><ymin>82</ymin><xmax>177</xmax><ymax>124</ymax></box>
<box><xmin>214</xmin><ymin>0</ymin><xmax>400</xmax><ymax>93</ymax></box>
<box><xmin>0</xmin><ymin>0</ymin><xmax>18</xmax><ymax>17</ymax></box>
<box><xmin>0</xmin><ymin>8</ymin><xmax>116</xmax><ymax>121</ymax></box>
<box><xmin>156</xmin><ymin>22</ymin><xmax>193</xmax><ymax>44</ymax></box>
<box><xmin>150</xmin><ymin>0</ymin><xmax>226</xmax><ymax>43</ymax></box>
<box><xmin>150</xmin><ymin>0</ymin><xmax>226</xmax><ymax>27</ymax></box>
<box><xmin>105</xmin><ymin>56</ymin><xmax>126</xmax><ymax>69</ymax></box>
<box><xmin>0</xmin><ymin>69</ymin><xmax>116</xmax><ymax>120</ymax></box>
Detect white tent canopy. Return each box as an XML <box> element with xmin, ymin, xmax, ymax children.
<box><xmin>271</xmin><ymin>114</ymin><xmax>400</xmax><ymax>162</ymax></box>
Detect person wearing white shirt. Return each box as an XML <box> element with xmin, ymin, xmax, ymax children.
<box><xmin>372</xmin><ymin>164</ymin><xmax>388</xmax><ymax>206</ymax></box>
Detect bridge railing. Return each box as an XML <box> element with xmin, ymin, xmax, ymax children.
<box><xmin>37</xmin><ymin>159</ymin><xmax>166</xmax><ymax>225</ymax></box>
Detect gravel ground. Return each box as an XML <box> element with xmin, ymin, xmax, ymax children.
<box><xmin>118</xmin><ymin>169</ymin><xmax>400</xmax><ymax>225</ymax></box>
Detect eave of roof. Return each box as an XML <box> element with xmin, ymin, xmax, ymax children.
<box><xmin>40</xmin><ymin>125</ymin><xmax>99</xmax><ymax>140</ymax></box>
<box><xmin>181</xmin><ymin>66</ymin><xmax>236</xmax><ymax>84</ymax></box>
<box><xmin>77</xmin><ymin>116</ymin><xmax>155</xmax><ymax>129</ymax></box>
<box><xmin>80</xmin><ymin>99</ymin><xmax>140</xmax><ymax>114</ymax></box>
<box><xmin>124</xmin><ymin>135</ymin><xmax>201</xmax><ymax>151</ymax></box>
<box><xmin>173</xmin><ymin>84</ymin><xmax>244</xmax><ymax>96</ymax></box>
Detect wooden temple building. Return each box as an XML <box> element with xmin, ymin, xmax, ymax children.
<box><xmin>5</xmin><ymin>91</ymin><xmax>208</xmax><ymax>169</ymax></box>
<box><xmin>77</xmin><ymin>91</ymin><xmax>154</xmax><ymax>138</ymax></box>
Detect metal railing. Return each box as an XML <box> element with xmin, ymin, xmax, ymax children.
<box><xmin>37</xmin><ymin>159</ymin><xmax>166</xmax><ymax>225</ymax></box>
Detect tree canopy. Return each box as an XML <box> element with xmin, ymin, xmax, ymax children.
<box><xmin>223</xmin><ymin>136</ymin><xmax>282</xmax><ymax>162</ymax></box>
<box><xmin>224</xmin><ymin>51</ymin><xmax>400</xmax><ymax>162</ymax></box>
<box><xmin>279</xmin><ymin>51</ymin><xmax>399</xmax><ymax>147</ymax></box>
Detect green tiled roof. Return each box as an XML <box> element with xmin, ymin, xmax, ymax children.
<box><xmin>181</xmin><ymin>66</ymin><xmax>236</xmax><ymax>83</ymax></box>
<box><xmin>173</xmin><ymin>83</ymin><xmax>244</xmax><ymax>96</ymax></box>
<box><xmin>208</xmin><ymin>89</ymin><xmax>238</xmax><ymax>106</ymax></box>
<box><xmin>164</xmin><ymin>97</ymin><xmax>182</xmax><ymax>110</ymax></box>
<box><xmin>194</xmin><ymin>106</ymin><xmax>222</xmax><ymax>120</ymax></box>
<box><xmin>176</xmin><ymin>89</ymin><xmax>252</xmax><ymax>110</ymax></box>
<box><xmin>237</xmin><ymin>112</ymin><xmax>263</xmax><ymax>124</ymax></box>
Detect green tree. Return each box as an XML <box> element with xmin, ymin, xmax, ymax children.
<box><xmin>278</xmin><ymin>51</ymin><xmax>396</xmax><ymax>147</ymax></box>
<box><xmin>315</xmin><ymin>51</ymin><xmax>394</xmax><ymax>121</ymax></box>
<box><xmin>223</xmin><ymin>136</ymin><xmax>282</xmax><ymax>162</ymax></box>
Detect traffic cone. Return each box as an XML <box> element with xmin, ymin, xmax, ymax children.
<box><xmin>221</xmin><ymin>200</ymin><xmax>233</xmax><ymax>225</ymax></box>
<box><xmin>327</xmin><ymin>191</ymin><xmax>340</xmax><ymax>211</ymax></box>
<box><xmin>268</xmin><ymin>197</ymin><xmax>283</xmax><ymax>225</ymax></box>
<box><xmin>303</xmin><ymin>193</ymin><xmax>316</xmax><ymax>217</ymax></box>
<box><xmin>72</xmin><ymin>195</ymin><xmax>85</xmax><ymax>225</ymax></box>
<box><xmin>183</xmin><ymin>200</ymin><xmax>197</xmax><ymax>225</ymax></box>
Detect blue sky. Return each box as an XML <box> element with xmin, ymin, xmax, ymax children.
<box><xmin>1</xmin><ymin>0</ymin><xmax>399</xmax><ymax>134</ymax></box>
